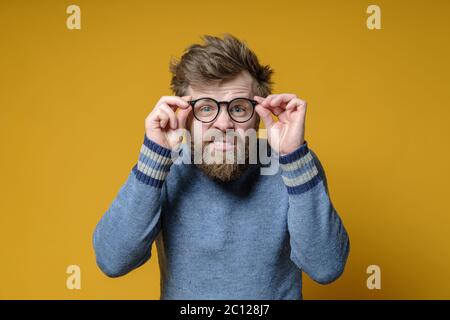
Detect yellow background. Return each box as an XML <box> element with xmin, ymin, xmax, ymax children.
<box><xmin>1</xmin><ymin>0</ymin><xmax>449</xmax><ymax>299</ymax></box>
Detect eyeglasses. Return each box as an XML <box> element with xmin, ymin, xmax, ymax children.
<box><xmin>188</xmin><ymin>97</ymin><xmax>257</xmax><ymax>123</ymax></box>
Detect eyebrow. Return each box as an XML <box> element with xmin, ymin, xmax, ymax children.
<box><xmin>193</xmin><ymin>95</ymin><xmax>253</xmax><ymax>101</ymax></box>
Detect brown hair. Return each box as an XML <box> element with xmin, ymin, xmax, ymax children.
<box><xmin>169</xmin><ymin>34</ymin><xmax>274</xmax><ymax>97</ymax></box>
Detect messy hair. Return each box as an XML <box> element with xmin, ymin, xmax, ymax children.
<box><xmin>169</xmin><ymin>34</ymin><xmax>274</xmax><ymax>97</ymax></box>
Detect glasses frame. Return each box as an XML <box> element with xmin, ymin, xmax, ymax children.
<box><xmin>188</xmin><ymin>97</ymin><xmax>258</xmax><ymax>123</ymax></box>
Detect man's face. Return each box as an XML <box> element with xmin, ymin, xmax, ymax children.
<box><xmin>186</xmin><ymin>70</ymin><xmax>259</xmax><ymax>181</ymax></box>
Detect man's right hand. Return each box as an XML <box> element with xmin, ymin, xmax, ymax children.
<box><xmin>145</xmin><ymin>95</ymin><xmax>192</xmax><ymax>150</ymax></box>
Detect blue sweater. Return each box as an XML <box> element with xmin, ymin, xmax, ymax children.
<box><xmin>93</xmin><ymin>134</ymin><xmax>350</xmax><ymax>299</ymax></box>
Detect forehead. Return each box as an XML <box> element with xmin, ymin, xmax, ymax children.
<box><xmin>187</xmin><ymin>70</ymin><xmax>255</xmax><ymax>100</ymax></box>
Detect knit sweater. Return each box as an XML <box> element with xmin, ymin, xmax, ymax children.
<box><xmin>93</xmin><ymin>134</ymin><xmax>350</xmax><ymax>300</ymax></box>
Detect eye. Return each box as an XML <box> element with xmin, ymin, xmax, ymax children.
<box><xmin>200</xmin><ymin>105</ymin><xmax>213</xmax><ymax>112</ymax></box>
<box><xmin>230</xmin><ymin>106</ymin><xmax>244</xmax><ymax>113</ymax></box>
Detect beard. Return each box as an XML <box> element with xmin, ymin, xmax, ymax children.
<box><xmin>190</xmin><ymin>131</ymin><xmax>251</xmax><ymax>183</ymax></box>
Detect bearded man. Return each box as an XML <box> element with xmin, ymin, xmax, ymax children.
<box><xmin>93</xmin><ymin>34</ymin><xmax>350</xmax><ymax>300</ymax></box>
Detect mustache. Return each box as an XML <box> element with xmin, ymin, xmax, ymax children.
<box><xmin>199</xmin><ymin>128</ymin><xmax>250</xmax><ymax>144</ymax></box>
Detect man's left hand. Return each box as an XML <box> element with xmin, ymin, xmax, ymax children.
<box><xmin>254</xmin><ymin>93</ymin><xmax>307</xmax><ymax>155</ymax></box>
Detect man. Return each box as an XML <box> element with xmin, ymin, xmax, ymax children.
<box><xmin>93</xmin><ymin>34</ymin><xmax>350</xmax><ymax>300</ymax></box>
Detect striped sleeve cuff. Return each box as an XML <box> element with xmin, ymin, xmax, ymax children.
<box><xmin>279</xmin><ymin>141</ymin><xmax>323</xmax><ymax>195</ymax></box>
<box><xmin>131</xmin><ymin>134</ymin><xmax>173</xmax><ymax>188</ymax></box>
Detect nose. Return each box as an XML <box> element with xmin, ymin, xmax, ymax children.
<box><xmin>212</xmin><ymin>105</ymin><xmax>234</xmax><ymax>131</ymax></box>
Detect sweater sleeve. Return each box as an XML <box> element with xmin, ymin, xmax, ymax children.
<box><xmin>93</xmin><ymin>134</ymin><xmax>173</xmax><ymax>277</ymax></box>
<box><xmin>279</xmin><ymin>141</ymin><xmax>350</xmax><ymax>284</ymax></box>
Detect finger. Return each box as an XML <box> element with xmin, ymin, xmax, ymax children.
<box><xmin>261</xmin><ymin>94</ymin><xmax>275</xmax><ymax>107</ymax></box>
<box><xmin>180</xmin><ymin>95</ymin><xmax>192</xmax><ymax>102</ymax></box>
<box><xmin>262</xmin><ymin>104</ymin><xmax>284</xmax><ymax>116</ymax></box>
<box><xmin>278</xmin><ymin>110</ymin><xmax>290</xmax><ymax>123</ymax></box>
<box><xmin>157</xmin><ymin>96</ymin><xmax>190</xmax><ymax>110</ymax></box>
<box><xmin>255</xmin><ymin>105</ymin><xmax>274</xmax><ymax>128</ymax></box>
<box><xmin>270</xmin><ymin>94</ymin><xmax>297</xmax><ymax>108</ymax></box>
<box><xmin>286</xmin><ymin>98</ymin><xmax>307</xmax><ymax>111</ymax></box>
<box><xmin>253</xmin><ymin>95</ymin><xmax>265</xmax><ymax>104</ymax></box>
<box><xmin>159</xmin><ymin>104</ymin><xmax>178</xmax><ymax>129</ymax></box>
<box><xmin>177</xmin><ymin>95</ymin><xmax>192</xmax><ymax>129</ymax></box>
<box><xmin>255</xmin><ymin>95</ymin><xmax>283</xmax><ymax>115</ymax></box>
<box><xmin>156</xmin><ymin>109</ymin><xmax>170</xmax><ymax>129</ymax></box>
<box><xmin>255</xmin><ymin>94</ymin><xmax>276</xmax><ymax>106</ymax></box>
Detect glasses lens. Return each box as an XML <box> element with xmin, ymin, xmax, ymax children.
<box><xmin>228</xmin><ymin>99</ymin><xmax>253</xmax><ymax>122</ymax></box>
<box><xmin>193</xmin><ymin>98</ymin><xmax>219</xmax><ymax>122</ymax></box>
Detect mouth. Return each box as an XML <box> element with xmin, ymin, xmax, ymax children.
<box><xmin>211</xmin><ymin>140</ymin><xmax>235</xmax><ymax>151</ymax></box>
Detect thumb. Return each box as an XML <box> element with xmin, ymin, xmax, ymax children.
<box><xmin>177</xmin><ymin>106</ymin><xmax>192</xmax><ymax>129</ymax></box>
<box><xmin>255</xmin><ymin>104</ymin><xmax>274</xmax><ymax>129</ymax></box>
<box><xmin>177</xmin><ymin>95</ymin><xmax>192</xmax><ymax>129</ymax></box>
